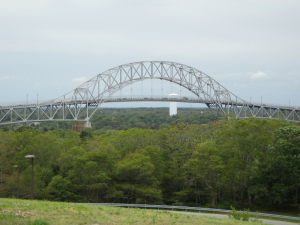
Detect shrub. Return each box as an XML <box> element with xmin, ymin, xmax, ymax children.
<box><xmin>229</xmin><ymin>206</ymin><xmax>251</xmax><ymax>221</ymax></box>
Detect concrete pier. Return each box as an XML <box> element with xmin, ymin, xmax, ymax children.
<box><xmin>72</xmin><ymin>121</ymin><xmax>91</xmax><ymax>132</ymax></box>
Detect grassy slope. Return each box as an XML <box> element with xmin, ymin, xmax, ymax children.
<box><xmin>0</xmin><ymin>198</ymin><xmax>262</xmax><ymax>225</ymax></box>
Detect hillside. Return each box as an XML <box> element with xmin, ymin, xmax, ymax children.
<box><xmin>0</xmin><ymin>198</ymin><xmax>262</xmax><ymax>225</ymax></box>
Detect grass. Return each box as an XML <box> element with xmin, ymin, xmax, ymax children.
<box><xmin>0</xmin><ymin>198</ymin><xmax>263</xmax><ymax>225</ymax></box>
<box><xmin>164</xmin><ymin>209</ymin><xmax>299</xmax><ymax>224</ymax></box>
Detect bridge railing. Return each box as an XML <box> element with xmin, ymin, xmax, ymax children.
<box><xmin>37</xmin><ymin>95</ymin><xmax>300</xmax><ymax>110</ymax></box>
<box><xmin>0</xmin><ymin>95</ymin><xmax>209</xmax><ymax>108</ymax></box>
<box><xmin>0</xmin><ymin>95</ymin><xmax>299</xmax><ymax>110</ymax></box>
<box><xmin>0</xmin><ymin>99</ymin><xmax>51</xmax><ymax>108</ymax></box>
<box><xmin>103</xmin><ymin>95</ymin><xmax>211</xmax><ymax>102</ymax></box>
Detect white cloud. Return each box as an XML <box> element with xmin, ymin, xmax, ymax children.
<box><xmin>73</xmin><ymin>77</ymin><xmax>88</xmax><ymax>83</ymax></box>
<box><xmin>250</xmin><ymin>71</ymin><xmax>268</xmax><ymax>81</ymax></box>
<box><xmin>0</xmin><ymin>76</ymin><xmax>10</xmax><ymax>80</ymax></box>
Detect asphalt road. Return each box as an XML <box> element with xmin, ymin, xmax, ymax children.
<box><xmin>168</xmin><ymin>211</ymin><xmax>296</xmax><ymax>225</ymax></box>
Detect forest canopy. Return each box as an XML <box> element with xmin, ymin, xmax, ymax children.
<box><xmin>1</xmin><ymin>107</ymin><xmax>215</xmax><ymax>132</ymax></box>
<box><xmin>1</xmin><ymin>108</ymin><xmax>300</xmax><ymax>212</ymax></box>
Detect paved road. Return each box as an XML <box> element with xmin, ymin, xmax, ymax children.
<box><xmin>168</xmin><ymin>211</ymin><xmax>296</xmax><ymax>225</ymax></box>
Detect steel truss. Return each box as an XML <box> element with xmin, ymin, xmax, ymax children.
<box><xmin>1</xmin><ymin>61</ymin><xmax>299</xmax><ymax>125</ymax></box>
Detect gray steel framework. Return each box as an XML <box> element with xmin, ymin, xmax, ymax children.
<box><xmin>0</xmin><ymin>61</ymin><xmax>299</xmax><ymax>125</ymax></box>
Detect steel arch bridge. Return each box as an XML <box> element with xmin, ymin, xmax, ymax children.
<box><xmin>0</xmin><ymin>61</ymin><xmax>300</xmax><ymax>125</ymax></box>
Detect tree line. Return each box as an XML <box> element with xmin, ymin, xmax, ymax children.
<box><xmin>0</xmin><ymin>115</ymin><xmax>300</xmax><ymax>211</ymax></box>
<box><xmin>1</xmin><ymin>107</ymin><xmax>215</xmax><ymax>132</ymax></box>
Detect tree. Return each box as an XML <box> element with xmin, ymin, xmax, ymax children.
<box><xmin>80</xmin><ymin>128</ymin><xmax>93</xmax><ymax>141</ymax></box>
<box><xmin>215</xmin><ymin>117</ymin><xmax>289</xmax><ymax>207</ymax></box>
<box><xmin>186</xmin><ymin>141</ymin><xmax>223</xmax><ymax>206</ymax></box>
<box><xmin>261</xmin><ymin>126</ymin><xmax>300</xmax><ymax>209</ymax></box>
<box><xmin>47</xmin><ymin>175</ymin><xmax>77</xmax><ymax>201</ymax></box>
<box><xmin>114</xmin><ymin>153</ymin><xmax>162</xmax><ymax>204</ymax></box>
<box><xmin>66</xmin><ymin>151</ymin><xmax>112</xmax><ymax>202</ymax></box>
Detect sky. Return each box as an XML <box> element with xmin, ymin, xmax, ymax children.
<box><xmin>0</xmin><ymin>0</ymin><xmax>300</xmax><ymax>108</ymax></box>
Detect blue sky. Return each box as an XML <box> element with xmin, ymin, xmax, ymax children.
<box><xmin>1</xmin><ymin>0</ymin><xmax>300</xmax><ymax>108</ymax></box>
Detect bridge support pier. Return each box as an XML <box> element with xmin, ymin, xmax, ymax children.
<box><xmin>72</xmin><ymin>121</ymin><xmax>91</xmax><ymax>132</ymax></box>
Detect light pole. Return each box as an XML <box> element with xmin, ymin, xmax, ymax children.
<box><xmin>13</xmin><ymin>165</ymin><xmax>20</xmax><ymax>199</ymax></box>
<box><xmin>25</xmin><ymin>155</ymin><xmax>35</xmax><ymax>200</ymax></box>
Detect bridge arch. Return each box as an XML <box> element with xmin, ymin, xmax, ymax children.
<box><xmin>0</xmin><ymin>61</ymin><xmax>299</xmax><ymax>125</ymax></box>
<box><xmin>68</xmin><ymin>61</ymin><xmax>242</xmax><ymax>120</ymax></box>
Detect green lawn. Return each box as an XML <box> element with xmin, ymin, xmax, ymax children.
<box><xmin>0</xmin><ymin>198</ymin><xmax>263</xmax><ymax>225</ymax></box>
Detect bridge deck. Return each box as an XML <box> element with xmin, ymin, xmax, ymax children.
<box><xmin>0</xmin><ymin>97</ymin><xmax>299</xmax><ymax>111</ymax></box>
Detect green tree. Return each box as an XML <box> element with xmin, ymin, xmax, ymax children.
<box><xmin>261</xmin><ymin>126</ymin><xmax>300</xmax><ymax>209</ymax></box>
<box><xmin>186</xmin><ymin>141</ymin><xmax>223</xmax><ymax>206</ymax></box>
<box><xmin>67</xmin><ymin>151</ymin><xmax>112</xmax><ymax>202</ymax></box>
<box><xmin>47</xmin><ymin>175</ymin><xmax>77</xmax><ymax>201</ymax></box>
<box><xmin>114</xmin><ymin>153</ymin><xmax>162</xmax><ymax>204</ymax></box>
